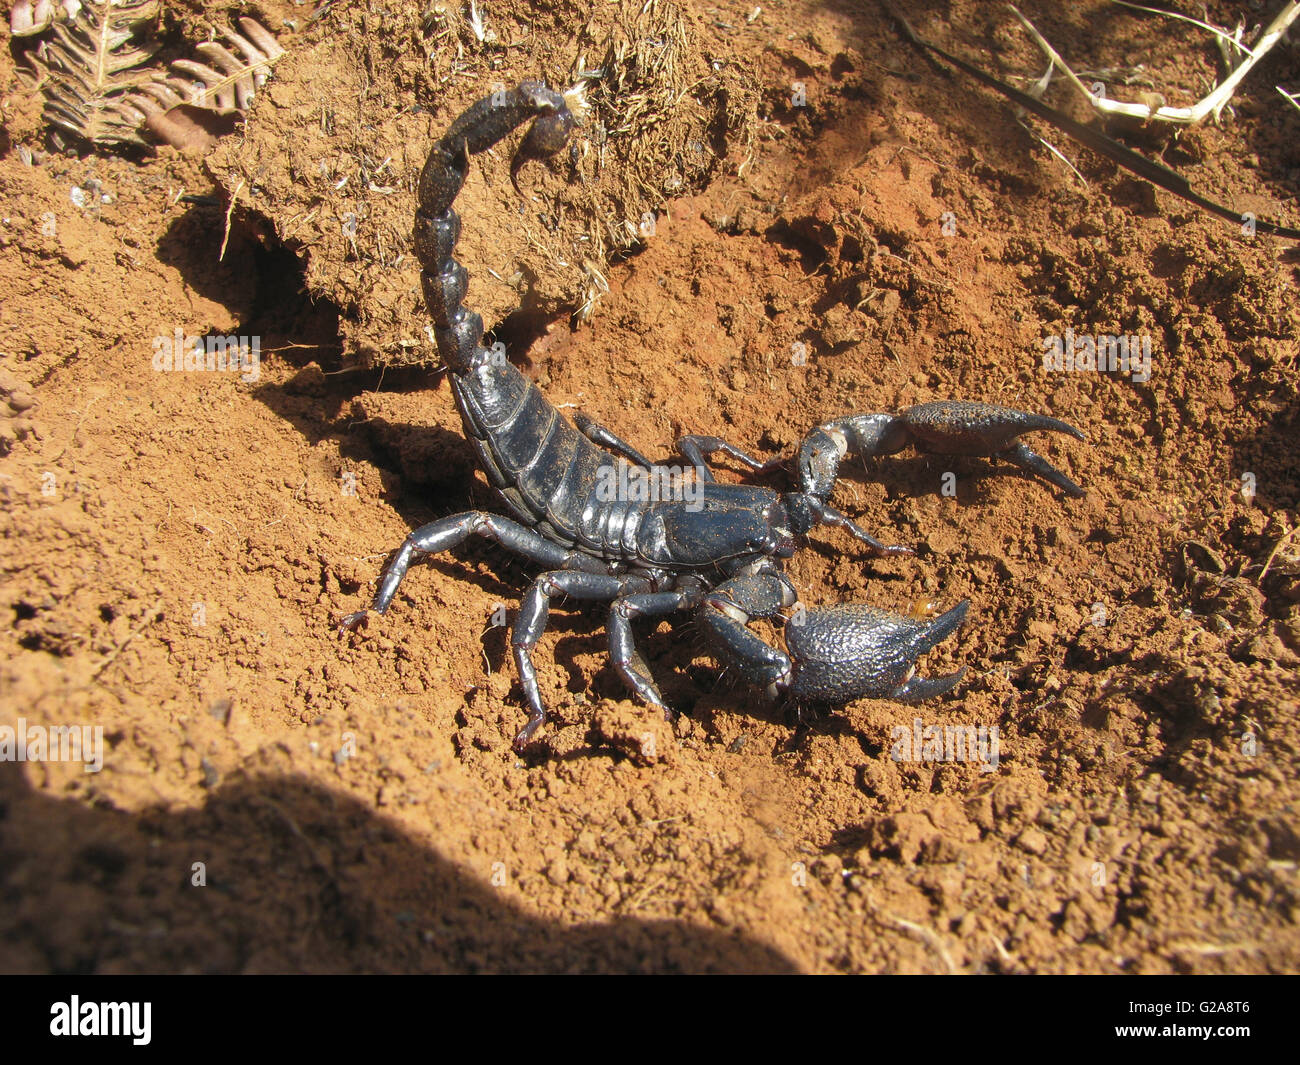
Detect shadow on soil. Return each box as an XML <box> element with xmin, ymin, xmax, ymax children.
<box><xmin>0</xmin><ymin>763</ymin><xmax>799</xmax><ymax>974</ymax></box>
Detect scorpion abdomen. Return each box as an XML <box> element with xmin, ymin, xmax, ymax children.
<box><xmin>582</xmin><ymin>495</ymin><xmax>647</xmax><ymax>562</ymax></box>
<box><xmin>451</xmin><ymin>359</ymin><xmax>617</xmax><ymax>548</ymax></box>
<box><xmin>454</xmin><ymin>359</ymin><xmax>530</xmax><ymax>437</ymax></box>
<box><xmin>484</xmin><ymin>385</ymin><xmax>560</xmax><ymax>471</ymax></box>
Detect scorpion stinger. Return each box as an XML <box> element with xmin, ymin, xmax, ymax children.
<box><xmin>339</xmin><ymin>82</ymin><xmax>1088</xmax><ymax>754</ymax></box>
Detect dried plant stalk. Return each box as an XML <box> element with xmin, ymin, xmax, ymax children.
<box><xmin>1010</xmin><ymin>1</ymin><xmax>1300</xmax><ymax>126</ymax></box>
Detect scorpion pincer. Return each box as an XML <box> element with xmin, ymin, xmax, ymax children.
<box><xmin>339</xmin><ymin>81</ymin><xmax>1087</xmax><ymax>753</ymax></box>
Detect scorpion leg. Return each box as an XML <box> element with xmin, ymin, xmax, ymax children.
<box><xmin>338</xmin><ymin>511</ymin><xmax>602</xmax><ymax>633</ymax></box>
<box><xmin>573</xmin><ymin>413</ymin><xmax>656</xmax><ymax>470</ymax></box>
<box><xmin>608</xmin><ymin>577</ymin><xmax>709</xmax><ymax>712</ymax></box>
<box><xmin>512</xmin><ymin>571</ymin><xmax>655</xmax><ymax>750</ymax></box>
<box><xmin>698</xmin><ymin>571</ymin><xmax>967</xmax><ymax>704</ymax></box>
<box><xmin>676</xmin><ymin>434</ymin><xmax>774</xmax><ymax>484</ymax></box>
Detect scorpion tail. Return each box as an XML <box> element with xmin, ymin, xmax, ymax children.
<box><xmin>510</xmin><ymin>107</ymin><xmax>576</xmax><ymax>194</ymax></box>
<box><xmin>413</xmin><ymin>81</ymin><xmax>574</xmax><ymax>372</ymax></box>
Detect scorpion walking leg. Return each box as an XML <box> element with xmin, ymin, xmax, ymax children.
<box><xmin>607</xmin><ymin>578</ymin><xmax>708</xmax><ymax>712</ymax></box>
<box><xmin>675</xmin><ymin>434</ymin><xmax>774</xmax><ymax>483</ymax></box>
<box><xmin>573</xmin><ymin>413</ymin><xmax>656</xmax><ymax>470</ymax></box>
<box><xmin>338</xmin><ymin>511</ymin><xmax>601</xmax><ymax>633</ymax></box>
<box><xmin>512</xmin><ymin>571</ymin><xmax>656</xmax><ymax>750</ymax></box>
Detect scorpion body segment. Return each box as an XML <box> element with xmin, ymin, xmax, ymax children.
<box><xmin>340</xmin><ymin>82</ymin><xmax>1088</xmax><ymax>752</ymax></box>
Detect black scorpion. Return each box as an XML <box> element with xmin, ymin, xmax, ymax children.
<box><xmin>339</xmin><ymin>82</ymin><xmax>1086</xmax><ymax>752</ymax></box>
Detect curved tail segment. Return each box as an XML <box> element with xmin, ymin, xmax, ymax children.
<box><xmin>413</xmin><ymin>81</ymin><xmax>574</xmax><ymax>372</ymax></box>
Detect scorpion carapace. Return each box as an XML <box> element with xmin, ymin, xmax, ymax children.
<box><xmin>340</xmin><ymin>82</ymin><xmax>1087</xmax><ymax>753</ymax></box>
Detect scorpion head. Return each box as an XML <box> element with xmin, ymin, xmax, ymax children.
<box><xmin>761</xmin><ymin>498</ymin><xmax>799</xmax><ymax>559</ymax></box>
<box><xmin>648</xmin><ymin>488</ymin><xmax>798</xmax><ymax>568</ymax></box>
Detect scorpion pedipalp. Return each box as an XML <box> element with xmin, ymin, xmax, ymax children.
<box><xmin>899</xmin><ymin>400</ymin><xmax>1086</xmax><ymax>498</ymax></box>
<box><xmin>697</xmin><ymin>571</ymin><xmax>969</xmax><ymax>705</ymax></box>
<box><xmin>783</xmin><ymin>600</ymin><xmax>970</xmax><ymax>704</ymax></box>
<box><xmin>779</xmin><ymin>400</ymin><xmax>1086</xmax><ymax>501</ymax></box>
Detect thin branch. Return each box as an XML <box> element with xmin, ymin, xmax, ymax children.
<box><xmin>1010</xmin><ymin>1</ymin><xmax>1300</xmax><ymax>125</ymax></box>
<box><xmin>891</xmin><ymin>10</ymin><xmax>1300</xmax><ymax>239</ymax></box>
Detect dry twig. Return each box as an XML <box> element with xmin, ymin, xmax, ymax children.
<box><xmin>1011</xmin><ymin>1</ymin><xmax>1300</xmax><ymax>125</ymax></box>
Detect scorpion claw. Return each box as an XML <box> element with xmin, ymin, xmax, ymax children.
<box><xmin>998</xmin><ymin>442</ymin><xmax>1086</xmax><ymax>498</ymax></box>
<box><xmin>901</xmin><ymin>400</ymin><xmax>1085</xmax><ymax>497</ymax></box>
<box><xmin>786</xmin><ymin>600</ymin><xmax>969</xmax><ymax>703</ymax></box>
<box><xmin>701</xmin><ymin>574</ymin><xmax>968</xmax><ymax>710</ymax></box>
<box><xmin>902</xmin><ymin>400</ymin><xmax>1085</xmax><ymax>450</ymax></box>
<box><xmin>890</xmin><ymin>665</ymin><xmax>968</xmax><ymax>702</ymax></box>
<box><xmin>789</xmin><ymin>401</ymin><xmax>1085</xmax><ymax>500</ymax></box>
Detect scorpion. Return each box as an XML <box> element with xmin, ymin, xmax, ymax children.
<box><xmin>339</xmin><ymin>82</ymin><xmax>1086</xmax><ymax>753</ymax></box>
